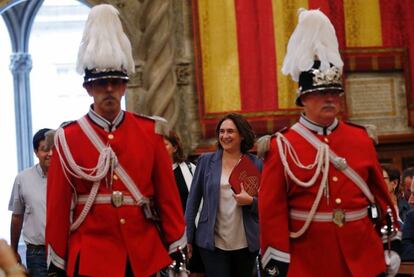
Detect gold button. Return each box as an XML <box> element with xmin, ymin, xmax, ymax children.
<box><xmin>335</xmin><ymin>198</ymin><xmax>342</xmax><ymax>204</ymax></box>
<box><xmin>108</xmin><ymin>134</ymin><xmax>114</xmax><ymax>140</ymax></box>
<box><xmin>113</xmin><ymin>174</ymin><xmax>118</xmax><ymax>180</ymax></box>
<box><xmin>332</xmin><ymin>176</ymin><xmax>338</xmax><ymax>182</ymax></box>
<box><xmin>324</xmin><ymin>137</ymin><xmax>329</xmax><ymax>143</ymax></box>
<box><xmin>120</xmin><ymin>218</ymin><xmax>126</xmax><ymax>224</ymax></box>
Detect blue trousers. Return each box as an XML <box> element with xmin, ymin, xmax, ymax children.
<box><xmin>26</xmin><ymin>245</ymin><xmax>47</xmax><ymax>277</ymax></box>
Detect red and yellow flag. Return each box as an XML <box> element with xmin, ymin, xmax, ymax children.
<box><xmin>193</xmin><ymin>0</ymin><xmax>414</xmax><ymax>135</ymax></box>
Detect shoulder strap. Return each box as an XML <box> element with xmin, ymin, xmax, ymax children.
<box><xmin>291</xmin><ymin>123</ymin><xmax>375</xmax><ymax>203</ymax></box>
<box><xmin>179</xmin><ymin>162</ymin><xmax>193</xmax><ymax>191</ymax></box>
<box><xmin>78</xmin><ymin>116</ymin><xmax>149</xmax><ymax>206</ymax></box>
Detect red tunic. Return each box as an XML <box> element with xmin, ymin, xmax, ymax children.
<box><xmin>46</xmin><ymin>112</ymin><xmax>186</xmax><ymax>277</ymax></box>
<box><xmin>259</xmin><ymin>121</ymin><xmax>396</xmax><ymax>277</ymax></box>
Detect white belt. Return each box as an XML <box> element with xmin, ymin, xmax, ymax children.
<box><xmin>290</xmin><ymin>208</ymin><xmax>367</xmax><ymax>223</ymax></box>
<box><xmin>77</xmin><ymin>192</ymin><xmax>138</xmax><ymax>207</ymax></box>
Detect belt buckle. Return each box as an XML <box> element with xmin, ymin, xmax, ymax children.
<box><xmin>332</xmin><ymin>209</ymin><xmax>345</xmax><ymax>227</ymax></box>
<box><xmin>111</xmin><ymin>191</ymin><xmax>123</xmax><ymax>208</ymax></box>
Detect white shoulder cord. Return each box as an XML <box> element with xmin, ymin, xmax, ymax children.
<box><xmin>275</xmin><ymin>132</ymin><xmax>331</xmax><ymax>238</ymax></box>
<box><xmin>291</xmin><ymin>123</ymin><xmax>375</xmax><ymax>204</ymax></box>
<box><xmin>289</xmin><ymin>143</ymin><xmax>330</xmax><ymax>238</ymax></box>
<box><xmin>53</xmin><ymin>127</ymin><xmax>116</xmax><ymax>231</ymax></box>
<box><xmin>276</xmin><ymin>133</ymin><xmax>325</xmax><ymax>188</ymax></box>
<box><xmin>54</xmin><ymin>128</ymin><xmax>116</xmax><ymax>182</ymax></box>
<box><xmin>69</xmin><ymin>181</ymin><xmax>100</xmax><ymax>231</ymax></box>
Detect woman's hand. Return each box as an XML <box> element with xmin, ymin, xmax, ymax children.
<box><xmin>233</xmin><ymin>183</ymin><xmax>253</xmax><ymax>206</ymax></box>
<box><xmin>187</xmin><ymin>243</ymin><xmax>193</xmax><ymax>260</ymax></box>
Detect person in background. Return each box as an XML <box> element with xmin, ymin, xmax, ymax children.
<box><xmin>401</xmin><ymin>172</ymin><xmax>414</xmax><ymax>260</ymax></box>
<box><xmin>258</xmin><ymin>9</ymin><xmax>400</xmax><ymax>277</ymax></box>
<box><xmin>45</xmin><ymin>4</ymin><xmax>186</xmax><ymax>277</ymax></box>
<box><xmin>382</xmin><ymin>165</ymin><xmax>410</xmax><ymax>224</ymax></box>
<box><xmin>403</xmin><ymin>167</ymin><xmax>414</xmax><ymax>204</ymax></box>
<box><xmin>8</xmin><ymin>128</ymin><xmax>52</xmax><ymax>277</ymax></box>
<box><xmin>185</xmin><ymin>113</ymin><xmax>262</xmax><ymax>277</ymax></box>
<box><xmin>163</xmin><ymin>131</ymin><xmax>205</xmax><ymax>277</ymax></box>
<box><xmin>163</xmin><ymin>131</ymin><xmax>196</xmax><ymax>212</ymax></box>
<box><xmin>0</xmin><ymin>239</ymin><xmax>26</xmax><ymax>277</ymax></box>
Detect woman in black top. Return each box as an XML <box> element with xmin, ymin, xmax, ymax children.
<box><xmin>164</xmin><ymin>131</ymin><xmax>205</xmax><ymax>277</ymax></box>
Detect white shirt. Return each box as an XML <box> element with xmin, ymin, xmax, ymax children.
<box><xmin>8</xmin><ymin>164</ymin><xmax>47</xmax><ymax>245</ymax></box>
<box><xmin>214</xmin><ymin>171</ymin><xmax>248</xmax><ymax>250</ymax></box>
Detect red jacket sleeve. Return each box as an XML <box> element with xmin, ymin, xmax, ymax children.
<box><xmin>45</xmin><ymin>142</ymin><xmax>73</xmax><ymax>270</ymax></box>
<box><xmin>259</xmin><ymin>137</ymin><xmax>291</xmax><ymax>267</ymax></box>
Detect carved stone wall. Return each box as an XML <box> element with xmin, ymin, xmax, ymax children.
<box><xmin>172</xmin><ymin>0</ymin><xmax>201</xmax><ymax>153</ymax></box>
<box><xmin>346</xmin><ymin>73</ymin><xmax>413</xmax><ymax>135</ymax></box>
<box><xmin>85</xmin><ymin>0</ymin><xmax>201</xmax><ymax>155</ymax></box>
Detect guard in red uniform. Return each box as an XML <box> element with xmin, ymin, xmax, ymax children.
<box><xmin>45</xmin><ymin>4</ymin><xmax>187</xmax><ymax>277</ymax></box>
<box><xmin>258</xmin><ymin>9</ymin><xmax>400</xmax><ymax>277</ymax></box>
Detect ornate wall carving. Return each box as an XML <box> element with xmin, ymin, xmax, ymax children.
<box><xmin>86</xmin><ymin>0</ymin><xmax>201</xmax><ymax>155</ymax></box>
<box><xmin>9</xmin><ymin>52</ymin><xmax>32</xmax><ymax>73</ymax></box>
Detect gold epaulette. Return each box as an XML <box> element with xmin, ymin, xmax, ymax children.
<box><xmin>256</xmin><ymin>134</ymin><xmax>273</xmax><ymax>159</ymax></box>
<box><xmin>133</xmin><ymin>113</ymin><xmax>170</xmax><ymax>136</ymax></box>
<box><xmin>256</xmin><ymin>127</ymin><xmax>288</xmax><ymax>159</ymax></box>
<box><xmin>152</xmin><ymin>115</ymin><xmax>170</xmax><ymax>136</ymax></box>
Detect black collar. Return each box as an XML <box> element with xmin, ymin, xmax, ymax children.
<box><xmin>87</xmin><ymin>105</ymin><xmax>124</xmax><ymax>132</ymax></box>
<box><xmin>299</xmin><ymin>114</ymin><xmax>339</xmax><ymax>135</ymax></box>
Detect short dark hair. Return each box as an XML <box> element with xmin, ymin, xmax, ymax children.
<box><xmin>164</xmin><ymin>131</ymin><xmax>186</xmax><ymax>164</ymax></box>
<box><xmin>215</xmin><ymin>113</ymin><xmax>255</xmax><ymax>153</ymax></box>
<box><xmin>402</xmin><ymin>167</ymin><xmax>414</xmax><ymax>180</ymax></box>
<box><xmin>33</xmin><ymin>128</ymin><xmax>52</xmax><ymax>151</ymax></box>
<box><xmin>382</xmin><ymin>165</ymin><xmax>401</xmax><ymax>184</ymax></box>
<box><xmin>382</xmin><ymin>165</ymin><xmax>401</xmax><ymax>193</ymax></box>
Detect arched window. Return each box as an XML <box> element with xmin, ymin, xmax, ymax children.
<box><xmin>0</xmin><ymin>0</ymin><xmax>127</xmax><ymax>243</ymax></box>
<box><xmin>30</xmin><ymin>0</ymin><xmax>90</xmax><ymax>135</ymax></box>
<box><xmin>0</xmin><ymin>0</ymin><xmax>90</xmax><ymax>242</ymax></box>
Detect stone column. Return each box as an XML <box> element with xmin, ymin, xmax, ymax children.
<box><xmin>103</xmin><ymin>0</ymin><xmax>202</xmax><ymax>155</ymax></box>
<box><xmin>137</xmin><ymin>0</ymin><xmax>179</xmax><ymax>129</ymax></box>
<box><xmin>10</xmin><ymin>52</ymin><xmax>33</xmax><ymax>171</ymax></box>
<box><xmin>172</xmin><ymin>0</ymin><xmax>201</xmax><ymax>154</ymax></box>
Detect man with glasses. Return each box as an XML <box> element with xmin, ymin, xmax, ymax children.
<box><xmin>401</xmin><ymin>168</ymin><xmax>414</xmax><ymax>261</ymax></box>
<box><xmin>402</xmin><ymin>167</ymin><xmax>414</xmax><ymax>203</ymax></box>
<box><xmin>258</xmin><ymin>9</ymin><xmax>400</xmax><ymax>277</ymax></box>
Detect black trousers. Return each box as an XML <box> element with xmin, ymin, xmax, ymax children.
<box><xmin>199</xmin><ymin>247</ymin><xmax>257</xmax><ymax>277</ymax></box>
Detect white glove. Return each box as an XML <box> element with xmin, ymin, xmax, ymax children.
<box><xmin>167</xmin><ymin>269</ymin><xmax>189</xmax><ymax>277</ymax></box>
<box><xmin>384</xmin><ymin>250</ymin><xmax>401</xmax><ymax>277</ymax></box>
